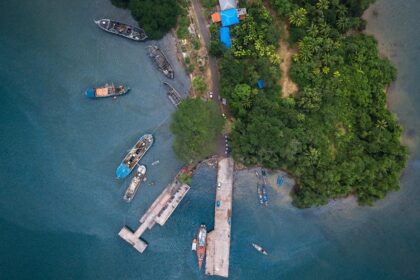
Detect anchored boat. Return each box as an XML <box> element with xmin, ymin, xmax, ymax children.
<box><xmin>196</xmin><ymin>224</ymin><xmax>207</xmax><ymax>270</ymax></box>
<box><xmin>251</xmin><ymin>243</ymin><xmax>268</xmax><ymax>255</ymax></box>
<box><xmin>116</xmin><ymin>134</ymin><xmax>153</xmax><ymax>179</ymax></box>
<box><xmin>257</xmin><ymin>183</ymin><xmax>268</xmax><ymax>205</ymax></box>
<box><xmin>162</xmin><ymin>82</ymin><xmax>182</xmax><ymax>107</ymax></box>
<box><xmin>147</xmin><ymin>45</ymin><xmax>174</xmax><ymax>79</ymax></box>
<box><xmin>123</xmin><ymin>165</ymin><xmax>146</xmax><ymax>202</ymax></box>
<box><xmin>94</xmin><ymin>19</ymin><xmax>147</xmax><ymax>41</ymax></box>
<box><xmin>85</xmin><ymin>84</ymin><xmax>130</xmax><ymax>98</ymax></box>
<box><xmin>191</xmin><ymin>238</ymin><xmax>197</xmax><ymax>251</ymax></box>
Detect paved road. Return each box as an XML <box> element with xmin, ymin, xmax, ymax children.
<box><xmin>191</xmin><ymin>0</ymin><xmax>228</xmax><ymax>156</ymax></box>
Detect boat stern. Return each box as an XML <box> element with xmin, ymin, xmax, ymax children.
<box><xmin>85</xmin><ymin>88</ymin><xmax>96</xmax><ymax>98</ymax></box>
<box><xmin>116</xmin><ymin>163</ymin><xmax>131</xmax><ymax>179</ymax></box>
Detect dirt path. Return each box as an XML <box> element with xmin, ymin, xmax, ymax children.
<box><xmin>278</xmin><ymin>26</ymin><xmax>298</xmax><ymax>97</ymax></box>
<box><xmin>263</xmin><ymin>0</ymin><xmax>298</xmax><ymax>97</ymax></box>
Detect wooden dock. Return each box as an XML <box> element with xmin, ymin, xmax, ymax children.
<box><xmin>118</xmin><ymin>178</ymin><xmax>190</xmax><ymax>253</ymax></box>
<box><xmin>205</xmin><ymin>157</ymin><xmax>234</xmax><ymax>278</ymax></box>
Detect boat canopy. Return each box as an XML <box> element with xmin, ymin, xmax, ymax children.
<box><xmin>95</xmin><ymin>87</ymin><xmax>109</xmax><ymax>97</ymax></box>
<box><xmin>116</xmin><ymin>163</ymin><xmax>131</xmax><ymax>179</ymax></box>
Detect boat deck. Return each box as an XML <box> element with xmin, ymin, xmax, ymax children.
<box><xmin>205</xmin><ymin>157</ymin><xmax>234</xmax><ymax>278</ymax></box>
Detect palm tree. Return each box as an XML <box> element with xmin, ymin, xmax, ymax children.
<box><xmin>316</xmin><ymin>0</ymin><xmax>330</xmax><ymax>11</ymax></box>
<box><xmin>289</xmin><ymin>8</ymin><xmax>308</xmax><ymax>27</ymax></box>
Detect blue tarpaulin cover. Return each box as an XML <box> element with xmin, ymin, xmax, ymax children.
<box><xmin>221</xmin><ymin>8</ymin><xmax>239</xmax><ymax>27</ymax></box>
<box><xmin>220</xmin><ymin>27</ymin><xmax>232</xmax><ymax>48</ymax></box>
<box><xmin>86</xmin><ymin>88</ymin><xmax>95</xmax><ymax>98</ymax></box>
<box><xmin>257</xmin><ymin>79</ymin><xmax>264</xmax><ymax>89</ymax></box>
<box><xmin>116</xmin><ymin>163</ymin><xmax>131</xmax><ymax>179</ymax></box>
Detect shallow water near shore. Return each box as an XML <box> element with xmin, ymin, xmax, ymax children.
<box><xmin>1</xmin><ymin>0</ymin><xmax>420</xmax><ymax>279</ymax></box>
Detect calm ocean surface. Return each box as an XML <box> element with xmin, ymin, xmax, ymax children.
<box><xmin>0</xmin><ymin>0</ymin><xmax>419</xmax><ymax>279</ymax></box>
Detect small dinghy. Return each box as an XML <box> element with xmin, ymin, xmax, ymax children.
<box><xmin>251</xmin><ymin>243</ymin><xmax>268</xmax><ymax>255</ymax></box>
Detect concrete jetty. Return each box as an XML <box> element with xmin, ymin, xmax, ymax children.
<box><xmin>205</xmin><ymin>157</ymin><xmax>234</xmax><ymax>278</ymax></box>
<box><xmin>118</xmin><ymin>179</ymin><xmax>190</xmax><ymax>253</ymax></box>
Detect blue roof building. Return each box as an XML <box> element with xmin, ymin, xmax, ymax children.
<box><xmin>220</xmin><ymin>8</ymin><xmax>239</xmax><ymax>27</ymax></box>
<box><xmin>220</xmin><ymin>27</ymin><xmax>232</xmax><ymax>48</ymax></box>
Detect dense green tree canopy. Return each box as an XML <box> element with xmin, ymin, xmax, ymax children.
<box><xmin>111</xmin><ymin>0</ymin><xmax>182</xmax><ymax>39</ymax></box>
<box><xmin>170</xmin><ymin>99</ymin><xmax>224</xmax><ymax>164</ymax></box>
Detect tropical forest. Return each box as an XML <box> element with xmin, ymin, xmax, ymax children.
<box><xmin>212</xmin><ymin>0</ymin><xmax>407</xmax><ymax>208</ymax></box>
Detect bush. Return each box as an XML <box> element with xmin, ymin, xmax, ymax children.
<box><xmin>192</xmin><ymin>76</ymin><xmax>207</xmax><ymax>96</ymax></box>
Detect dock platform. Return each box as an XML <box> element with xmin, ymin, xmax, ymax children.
<box><xmin>118</xmin><ymin>178</ymin><xmax>190</xmax><ymax>253</ymax></box>
<box><xmin>205</xmin><ymin>157</ymin><xmax>234</xmax><ymax>278</ymax></box>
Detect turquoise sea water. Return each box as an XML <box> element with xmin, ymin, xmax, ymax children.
<box><xmin>0</xmin><ymin>0</ymin><xmax>419</xmax><ymax>279</ymax></box>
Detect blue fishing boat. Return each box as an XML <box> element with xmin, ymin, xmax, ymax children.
<box><xmin>85</xmin><ymin>83</ymin><xmax>130</xmax><ymax>98</ymax></box>
<box><xmin>261</xmin><ymin>184</ymin><xmax>268</xmax><ymax>205</ymax></box>
<box><xmin>277</xmin><ymin>175</ymin><xmax>284</xmax><ymax>187</ymax></box>
<box><xmin>116</xmin><ymin>134</ymin><xmax>153</xmax><ymax>179</ymax></box>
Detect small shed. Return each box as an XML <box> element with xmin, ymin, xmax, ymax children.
<box><xmin>220</xmin><ymin>27</ymin><xmax>232</xmax><ymax>48</ymax></box>
<box><xmin>221</xmin><ymin>8</ymin><xmax>239</xmax><ymax>27</ymax></box>
<box><xmin>237</xmin><ymin>8</ymin><xmax>247</xmax><ymax>20</ymax></box>
<box><xmin>211</xmin><ymin>12</ymin><xmax>221</xmax><ymax>23</ymax></box>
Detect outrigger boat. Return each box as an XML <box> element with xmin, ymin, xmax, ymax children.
<box><xmin>116</xmin><ymin>134</ymin><xmax>153</xmax><ymax>179</ymax></box>
<box><xmin>162</xmin><ymin>82</ymin><xmax>182</xmax><ymax>107</ymax></box>
<box><xmin>147</xmin><ymin>45</ymin><xmax>174</xmax><ymax>79</ymax></box>
<box><xmin>123</xmin><ymin>165</ymin><xmax>146</xmax><ymax>202</ymax></box>
<box><xmin>85</xmin><ymin>84</ymin><xmax>130</xmax><ymax>98</ymax></box>
<box><xmin>94</xmin><ymin>19</ymin><xmax>147</xmax><ymax>41</ymax></box>
<box><xmin>251</xmin><ymin>243</ymin><xmax>268</xmax><ymax>255</ymax></box>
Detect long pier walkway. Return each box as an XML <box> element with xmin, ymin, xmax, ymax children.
<box><xmin>118</xmin><ymin>179</ymin><xmax>190</xmax><ymax>253</ymax></box>
<box><xmin>205</xmin><ymin>157</ymin><xmax>234</xmax><ymax>278</ymax></box>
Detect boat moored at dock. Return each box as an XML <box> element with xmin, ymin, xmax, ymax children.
<box><xmin>147</xmin><ymin>45</ymin><xmax>174</xmax><ymax>79</ymax></box>
<box><xmin>257</xmin><ymin>183</ymin><xmax>268</xmax><ymax>205</ymax></box>
<box><xmin>196</xmin><ymin>224</ymin><xmax>207</xmax><ymax>270</ymax></box>
<box><xmin>251</xmin><ymin>243</ymin><xmax>268</xmax><ymax>255</ymax></box>
<box><xmin>116</xmin><ymin>134</ymin><xmax>153</xmax><ymax>179</ymax></box>
<box><xmin>123</xmin><ymin>165</ymin><xmax>146</xmax><ymax>202</ymax></box>
<box><xmin>191</xmin><ymin>238</ymin><xmax>197</xmax><ymax>251</ymax></box>
<box><xmin>85</xmin><ymin>84</ymin><xmax>130</xmax><ymax>98</ymax></box>
<box><xmin>94</xmin><ymin>19</ymin><xmax>147</xmax><ymax>41</ymax></box>
<box><xmin>162</xmin><ymin>82</ymin><xmax>182</xmax><ymax>107</ymax></box>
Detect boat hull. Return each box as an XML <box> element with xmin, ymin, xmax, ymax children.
<box><xmin>123</xmin><ymin>165</ymin><xmax>146</xmax><ymax>202</ymax></box>
<box><xmin>95</xmin><ymin>19</ymin><xmax>147</xmax><ymax>41</ymax></box>
<box><xmin>252</xmin><ymin>243</ymin><xmax>268</xmax><ymax>255</ymax></box>
<box><xmin>147</xmin><ymin>45</ymin><xmax>174</xmax><ymax>79</ymax></box>
<box><xmin>85</xmin><ymin>84</ymin><xmax>130</xmax><ymax>98</ymax></box>
<box><xmin>162</xmin><ymin>82</ymin><xmax>182</xmax><ymax>107</ymax></box>
<box><xmin>116</xmin><ymin>134</ymin><xmax>153</xmax><ymax>179</ymax></box>
<box><xmin>196</xmin><ymin>224</ymin><xmax>207</xmax><ymax>270</ymax></box>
